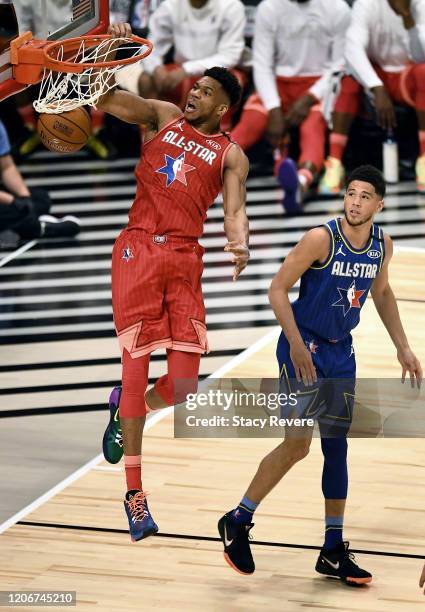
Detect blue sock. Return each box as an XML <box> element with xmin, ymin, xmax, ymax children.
<box><xmin>231</xmin><ymin>495</ymin><xmax>258</xmax><ymax>524</ymax></box>
<box><xmin>324</xmin><ymin>516</ymin><xmax>344</xmax><ymax>550</ymax></box>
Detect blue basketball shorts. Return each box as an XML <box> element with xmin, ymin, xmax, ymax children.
<box><xmin>276</xmin><ymin>327</ymin><xmax>356</xmax><ymax>437</ymax></box>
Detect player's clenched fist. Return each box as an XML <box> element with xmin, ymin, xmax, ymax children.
<box><xmin>224</xmin><ymin>241</ymin><xmax>250</xmax><ymax>281</ymax></box>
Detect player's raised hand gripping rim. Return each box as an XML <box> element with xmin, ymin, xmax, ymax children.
<box><xmin>108</xmin><ymin>22</ymin><xmax>133</xmax><ymax>39</ymax></box>
<box><xmin>104</xmin><ymin>22</ymin><xmax>133</xmax><ymax>60</ymax></box>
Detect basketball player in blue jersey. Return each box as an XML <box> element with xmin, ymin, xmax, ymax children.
<box><xmin>218</xmin><ymin>165</ymin><xmax>423</xmax><ymax>584</ymax></box>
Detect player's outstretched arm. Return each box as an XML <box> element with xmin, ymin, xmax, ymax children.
<box><xmin>222</xmin><ymin>145</ymin><xmax>250</xmax><ymax>281</ymax></box>
<box><xmin>371</xmin><ymin>234</ymin><xmax>423</xmax><ymax>387</ymax></box>
<box><xmin>269</xmin><ymin>228</ymin><xmax>329</xmax><ymax>386</ymax></box>
<box><xmin>96</xmin><ymin>23</ymin><xmax>181</xmax><ymax>129</ymax></box>
<box><xmin>97</xmin><ymin>88</ymin><xmax>180</xmax><ymax>128</ymax></box>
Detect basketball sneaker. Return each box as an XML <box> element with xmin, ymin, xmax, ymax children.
<box><xmin>86</xmin><ymin>134</ymin><xmax>111</xmax><ymax>160</ymax></box>
<box><xmin>315</xmin><ymin>541</ymin><xmax>372</xmax><ymax>585</ymax></box>
<box><xmin>124</xmin><ymin>490</ymin><xmax>158</xmax><ymax>542</ymax></box>
<box><xmin>319</xmin><ymin>157</ymin><xmax>345</xmax><ymax>195</ymax></box>
<box><xmin>276</xmin><ymin>157</ymin><xmax>303</xmax><ymax>215</ymax></box>
<box><xmin>218</xmin><ymin>512</ymin><xmax>255</xmax><ymax>575</ymax></box>
<box><xmin>102</xmin><ymin>386</ymin><xmax>124</xmax><ymax>464</ymax></box>
<box><xmin>39</xmin><ymin>215</ymin><xmax>81</xmax><ymax>238</ymax></box>
<box><xmin>415</xmin><ymin>154</ymin><xmax>425</xmax><ymax>193</ymax></box>
<box><xmin>18</xmin><ymin>129</ymin><xmax>41</xmax><ymax>157</ymax></box>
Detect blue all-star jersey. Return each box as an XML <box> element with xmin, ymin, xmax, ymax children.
<box><xmin>291</xmin><ymin>218</ymin><xmax>385</xmax><ymax>341</ymax></box>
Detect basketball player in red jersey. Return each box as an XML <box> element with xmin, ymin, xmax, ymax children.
<box><xmin>97</xmin><ymin>23</ymin><xmax>250</xmax><ymax>542</ymax></box>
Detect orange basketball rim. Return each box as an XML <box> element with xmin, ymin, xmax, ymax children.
<box><xmin>10</xmin><ymin>32</ymin><xmax>153</xmax><ymax>85</ymax></box>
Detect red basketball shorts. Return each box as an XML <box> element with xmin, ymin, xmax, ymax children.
<box><xmin>111</xmin><ymin>228</ymin><xmax>209</xmax><ymax>358</ymax></box>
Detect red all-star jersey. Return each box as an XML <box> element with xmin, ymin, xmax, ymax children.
<box><xmin>128</xmin><ymin>116</ymin><xmax>234</xmax><ymax>238</ymax></box>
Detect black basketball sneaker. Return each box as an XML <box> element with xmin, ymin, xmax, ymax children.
<box><xmin>315</xmin><ymin>541</ymin><xmax>372</xmax><ymax>585</ymax></box>
<box><xmin>218</xmin><ymin>512</ymin><xmax>255</xmax><ymax>575</ymax></box>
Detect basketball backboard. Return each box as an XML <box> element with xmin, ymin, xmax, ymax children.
<box><xmin>0</xmin><ymin>0</ymin><xmax>109</xmax><ymax>101</ymax></box>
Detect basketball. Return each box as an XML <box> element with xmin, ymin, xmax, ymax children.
<box><xmin>37</xmin><ymin>107</ymin><xmax>92</xmax><ymax>153</ymax></box>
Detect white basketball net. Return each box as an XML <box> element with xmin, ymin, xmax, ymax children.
<box><xmin>33</xmin><ymin>37</ymin><xmax>149</xmax><ymax>114</ymax></box>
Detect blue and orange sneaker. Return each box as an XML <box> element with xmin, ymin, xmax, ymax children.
<box><xmin>276</xmin><ymin>157</ymin><xmax>303</xmax><ymax>215</ymax></box>
<box><xmin>315</xmin><ymin>541</ymin><xmax>372</xmax><ymax>585</ymax></box>
<box><xmin>102</xmin><ymin>386</ymin><xmax>123</xmax><ymax>464</ymax></box>
<box><xmin>124</xmin><ymin>490</ymin><xmax>158</xmax><ymax>542</ymax></box>
<box><xmin>218</xmin><ymin>512</ymin><xmax>255</xmax><ymax>575</ymax></box>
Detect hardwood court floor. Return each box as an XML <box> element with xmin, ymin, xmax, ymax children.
<box><xmin>1</xmin><ymin>250</ymin><xmax>424</xmax><ymax>611</ymax></box>
<box><xmin>2</xmin><ymin>160</ymin><xmax>425</xmax><ymax>517</ymax></box>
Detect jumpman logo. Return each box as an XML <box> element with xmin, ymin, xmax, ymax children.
<box><xmin>173</xmin><ymin>120</ymin><xmax>185</xmax><ymax>131</ymax></box>
<box><xmin>336</xmin><ymin>245</ymin><xmax>346</xmax><ymax>257</ymax></box>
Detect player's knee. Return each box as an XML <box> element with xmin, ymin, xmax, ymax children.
<box><xmin>145</xmin><ymin>384</ymin><xmax>171</xmax><ymax>410</ymax></box>
<box><xmin>321</xmin><ymin>436</ymin><xmax>348</xmax><ymax>460</ymax></box>
<box><xmin>149</xmin><ymin>374</ymin><xmax>199</xmax><ymax>409</ymax></box>
<box><xmin>293</xmin><ymin>441</ymin><xmax>310</xmax><ymax>462</ymax></box>
<box><xmin>282</xmin><ymin>438</ymin><xmax>311</xmax><ymax>463</ymax></box>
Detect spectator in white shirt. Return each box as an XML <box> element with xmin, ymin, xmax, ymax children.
<box><xmin>322</xmin><ymin>0</ymin><xmax>425</xmax><ymax>194</ymax></box>
<box><xmin>230</xmin><ymin>0</ymin><xmax>351</xmax><ymax>215</ymax></box>
<box><xmin>138</xmin><ymin>0</ymin><xmax>246</xmax><ymax>120</ymax></box>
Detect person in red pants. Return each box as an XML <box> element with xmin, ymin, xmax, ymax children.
<box><xmin>322</xmin><ymin>0</ymin><xmax>425</xmax><ymax>194</ymax></box>
<box><xmin>230</xmin><ymin>0</ymin><xmax>351</xmax><ymax>214</ymax></box>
